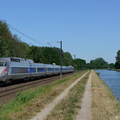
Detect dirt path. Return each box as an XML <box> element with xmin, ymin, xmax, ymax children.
<box><xmin>30</xmin><ymin>71</ymin><xmax>90</xmax><ymax>120</ymax></box>
<box><xmin>76</xmin><ymin>70</ymin><xmax>92</xmax><ymax>120</ymax></box>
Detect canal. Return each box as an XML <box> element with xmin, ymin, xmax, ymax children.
<box><xmin>95</xmin><ymin>69</ymin><xmax>120</xmax><ymax>102</ymax></box>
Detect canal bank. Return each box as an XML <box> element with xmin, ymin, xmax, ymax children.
<box><xmin>95</xmin><ymin>69</ymin><xmax>120</xmax><ymax>102</ymax></box>
<box><xmin>92</xmin><ymin>70</ymin><xmax>120</xmax><ymax>120</ymax></box>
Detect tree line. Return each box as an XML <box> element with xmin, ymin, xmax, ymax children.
<box><xmin>0</xmin><ymin>21</ymin><xmax>87</xmax><ymax>70</ymax></box>
<box><xmin>86</xmin><ymin>50</ymin><xmax>120</xmax><ymax>70</ymax></box>
<box><xmin>1</xmin><ymin>21</ymin><xmax>120</xmax><ymax>70</ymax></box>
<box><xmin>86</xmin><ymin>57</ymin><xmax>115</xmax><ymax>69</ymax></box>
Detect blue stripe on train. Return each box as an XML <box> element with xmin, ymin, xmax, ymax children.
<box><xmin>28</xmin><ymin>67</ymin><xmax>45</xmax><ymax>73</ymax></box>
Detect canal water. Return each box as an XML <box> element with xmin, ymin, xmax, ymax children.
<box><xmin>95</xmin><ymin>70</ymin><xmax>120</xmax><ymax>102</ymax></box>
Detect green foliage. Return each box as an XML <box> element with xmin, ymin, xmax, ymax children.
<box><xmin>108</xmin><ymin>63</ymin><xmax>115</xmax><ymax>69</ymax></box>
<box><xmin>0</xmin><ymin>21</ymin><xmax>29</xmax><ymax>58</ymax></box>
<box><xmin>63</xmin><ymin>52</ymin><xmax>73</xmax><ymax>66</ymax></box>
<box><xmin>87</xmin><ymin>57</ymin><xmax>109</xmax><ymax>69</ymax></box>
<box><xmin>42</xmin><ymin>47</ymin><xmax>60</xmax><ymax>64</ymax></box>
<box><xmin>115</xmin><ymin>50</ymin><xmax>120</xmax><ymax>69</ymax></box>
<box><xmin>74</xmin><ymin>58</ymin><xmax>86</xmax><ymax>70</ymax></box>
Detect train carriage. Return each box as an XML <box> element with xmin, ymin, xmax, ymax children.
<box><xmin>53</xmin><ymin>65</ymin><xmax>60</xmax><ymax>75</ymax></box>
<box><xmin>0</xmin><ymin>57</ymin><xmax>33</xmax><ymax>84</ymax></box>
<box><xmin>45</xmin><ymin>64</ymin><xmax>54</xmax><ymax>75</ymax></box>
<box><xmin>30</xmin><ymin>63</ymin><xmax>46</xmax><ymax>78</ymax></box>
<box><xmin>0</xmin><ymin>57</ymin><xmax>74</xmax><ymax>85</ymax></box>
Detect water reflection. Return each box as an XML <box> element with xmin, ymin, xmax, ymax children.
<box><xmin>95</xmin><ymin>70</ymin><xmax>120</xmax><ymax>102</ymax></box>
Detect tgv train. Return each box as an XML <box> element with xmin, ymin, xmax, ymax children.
<box><xmin>0</xmin><ymin>57</ymin><xmax>74</xmax><ymax>84</ymax></box>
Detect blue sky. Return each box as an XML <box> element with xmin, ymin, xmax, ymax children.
<box><xmin>0</xmin><ymin>0</ymin><xmax>120</xmax><ymax>63</ymax></box>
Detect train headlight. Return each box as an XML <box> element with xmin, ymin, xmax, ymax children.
<box><xmin>4</xmin><ymin>69</ymin><xmax>8</xmax><ymax>74</ymax></box>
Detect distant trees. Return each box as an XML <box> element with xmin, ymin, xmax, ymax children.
<box><xmin>108</xmin><ymin>63</ymin><xmax>115</xmax><ymax>69</ymax></box>
<box><xmin>115</xmin><ymin>50</ymin><xmax>120</xmax><ymax>69</ymax></box>
<box><xmin>74</xmin><ymin>59</ymin><xmax>86</xmax><ymax>70</ymax></box>
<box><xmin>62</xmin><ymin>52</ymin><xmax>73</xmax><ymax>66</ymax></box>
<box><xmin>86</xmin><ymin>57</ymin><xmax>108</xmax><ymax>69</ymax></box>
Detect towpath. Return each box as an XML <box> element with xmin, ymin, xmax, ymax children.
<box><xmin>76</xmin><ymin>70</ymin><xmax>92</xmax><ymax>120</ymax></box>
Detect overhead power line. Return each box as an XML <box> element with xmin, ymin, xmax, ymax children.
<box><xmin>0</xmin><ymin>19</ymin><xmax>45</xmax><ymax>46</ymax></box>
<box><xmin>47</xmin><ymin>41</ymin><xmax>61</xmax><ymax>48</ymax></box>
<box><xmin>47</xmin><ymin>42</ymin><xmax>54</xmax><ymax>47</ymax></box>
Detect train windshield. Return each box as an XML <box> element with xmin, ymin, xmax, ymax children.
<box><xmin>0</xmin><ymin>62</ymin><xmax>6</xmax><ymax>66</ymax></box>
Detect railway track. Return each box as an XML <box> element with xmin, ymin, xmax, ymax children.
<box><xmin>0</xmin><ymin>72</ymin><xmax>75</xmax><ymax>108</ymax></box>
<box><xmin>0</xmin><ymin>77</ymin><xmax>57</xmax><ymax>98</ymax></box>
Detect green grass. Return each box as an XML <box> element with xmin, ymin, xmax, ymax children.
<box><xmin>0</xmin><ymin>71</ymin><xmax>88</xmax><ymax>120</ymax></box>
<box><xmin>0</xmin><ymin>85</ymin><xmax>50</xmax><ymax>120</ymax></box>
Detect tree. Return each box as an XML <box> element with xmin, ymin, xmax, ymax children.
<box><xmin>108</xmin><ymin>63</ymin><xmax>115</xmax><ymax>69</ymax></box>
<box><xmin>0</xmin><ymin>21</ymin><xmax>14</xmax><ymax>57</ymax></box>
<box><xmin>115</xmin><ymin>50</ymin><xmax>120</xmax><ymax>69</ymax></box>
<box><xmin>62</xmin><ymin>52</ymin><xmax>73</xmax><ymax>66</ymax></box>
<box><xmin>74</xmin><ymin>59</ymin><xmax>86</xmax><ymax>70</ymax></box>
<box><xmin>88</xmin><ymin>57</ymin><xmax>108</xmax><ymax>69</ymax></box>
<box><xmin>26</xmin><ymin>46</ymin><xmax>43</xmax><ymax>63</ymax></box>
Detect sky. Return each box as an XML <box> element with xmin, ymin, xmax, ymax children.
<box><xmin>0</xmin><ymin>0</ymin><xmax>120</xmax><ymax>63</ymax></box>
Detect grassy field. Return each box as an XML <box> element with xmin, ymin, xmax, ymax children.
<box><xmin>0</xmin><ymin>71</ymin><xmax>88</xmax><ymax>120</ymax></box>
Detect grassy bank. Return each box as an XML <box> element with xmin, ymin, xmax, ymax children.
<box><xmin>112</xmin><ymin>69</ymin><xmax>120</xmax><ymax>72</ymax></box>
<box><xmin>0</xmin><ymin>71</ymin><xmax>88</xmax><ymax>120</ymax></box>
<box><xmin>92</xmin><ymin>71</ymin><xmax>120</xmax><ymax>120</ymax></box>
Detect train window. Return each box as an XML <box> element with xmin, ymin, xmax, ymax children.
<box><xmin>10</xmin><ymin>58</ymin><xmax>20</xmax><ymax>62</ymax></box>
<box><xmin>37</xmin><ymin>68</ymin><xmax>45</xmax><ymax>72</ymax></box>
<box><xmin>20</xmin><ymin>59</ymin><xmax>24</xmax><ymax>62</ymax></box>
<box><xmin>48</xmin><ymin>68</ymin><xmax>53</xmax><ymax>71</ymax></box>
<box><xmin>55</xmin><ymin>68</ymin><xmax>59</xmax><ymax>71</ymax></box>
<box><xmin>12</xmin><ymin>67</ymin><xmax>28</xmax><ymax>73</ymax></box>
<box><xmin>0</xmin><ymin>62</ymin><xmax>5</xmax><ymax>66</ymax></box>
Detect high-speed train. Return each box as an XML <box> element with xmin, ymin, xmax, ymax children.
<box><xmin>0</xmin><ymin>57</ymin><xmax>74</xmax><ymax>84</ymax></box>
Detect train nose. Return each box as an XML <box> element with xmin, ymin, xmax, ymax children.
<box><xmin>0</xmin><ymin>67</ymin><xmax>6</xmax><ymax>74</ymax></box>
<box><xmin>0</xmin><ymin>75</ymin><xmax>8</xmax><ymax>82</ymax></box>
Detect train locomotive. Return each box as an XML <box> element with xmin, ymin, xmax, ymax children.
<box><xmin>0</xmin><ymin>57</ymin><xmax>74</xmax><ymax>84</ymax></box>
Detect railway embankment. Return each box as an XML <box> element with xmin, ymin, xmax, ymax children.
<box><xmin>0</xmin><ymin>70</ymin><xmax>120</xmax><ymax>120</ymax></box>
